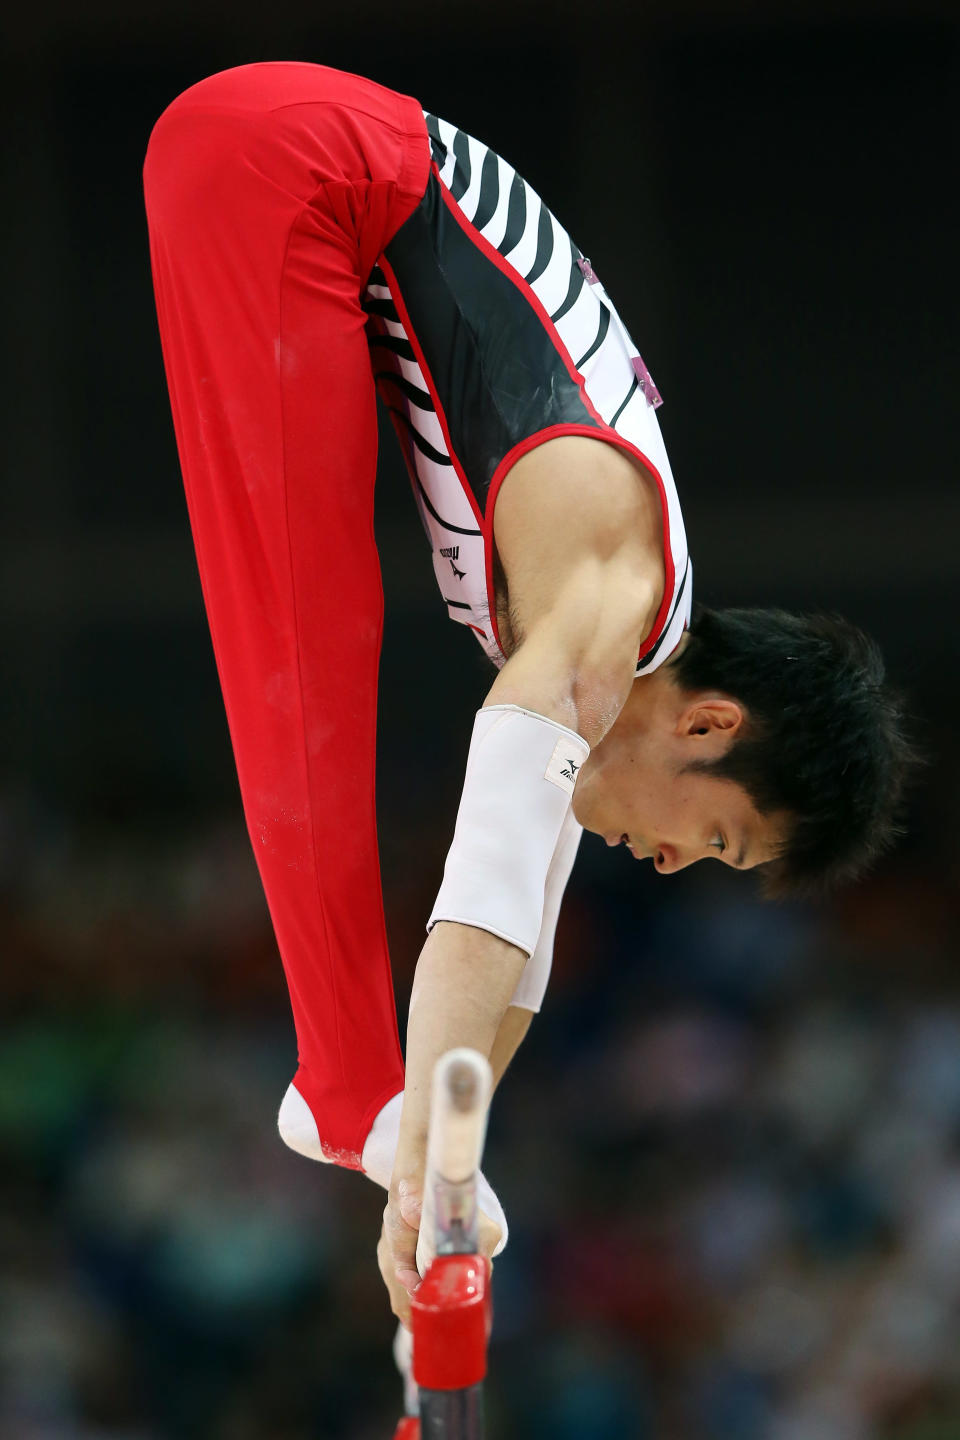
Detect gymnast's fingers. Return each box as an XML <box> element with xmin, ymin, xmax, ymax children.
<box><xmin>384</xmin><ymin>1184</ymin><xmax>422</xmax><ymax>1298</ymax></box>
<box><xmin>377</xmin><ymin>1221</ymin><xmax>413</xmax><ymax>1331</ymax></box>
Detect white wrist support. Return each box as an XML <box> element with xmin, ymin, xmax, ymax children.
<box><xmin>427</xmin><ymin>705</ymin><xmax>590</xmax><ymax>957</ymax></box>
<box><xmin>509</xmin><ymin>806</ymin><xmax>583</xmax><ymax>1013</ymax></box>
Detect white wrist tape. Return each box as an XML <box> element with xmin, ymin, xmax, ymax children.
<box><xmin>509</xmin><ymin>806</ymin><xmax>583</xmax><ymax>1013</ymax></box>
<box><xmin>428</xmin><ymin>705</ymin><xmax>590</xmax><ymax>957</ymax></box>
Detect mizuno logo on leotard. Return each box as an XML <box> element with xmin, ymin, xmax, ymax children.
<box><xmin>439</xmin><ymin>546</ymin><xmax>460</xmax><ymax>559</ymax></box>
<box><xmin>449</xmin><ymin>561</ymin><xmax>466</xmax><ymax>580</ymax></box>
<box><xmin>561</xmin><ymin>759</ymin><xmax>580</xmax><ymax>780</ymax></box>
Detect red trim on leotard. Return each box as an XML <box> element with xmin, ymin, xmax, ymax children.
<box><xmin>483</xmin><ymin>426</ymin><xmax>675</xmax><ymax>665</ymax></box>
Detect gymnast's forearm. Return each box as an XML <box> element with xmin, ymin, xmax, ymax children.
<box><xmin>392</xmin><ymin>920</ymin><xmax>526</xmax><ymax>1184</ymax></box>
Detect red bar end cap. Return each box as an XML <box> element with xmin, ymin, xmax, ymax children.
<box><xmin>411</xmin><ymin>1254</ymin><xmax>492</xmax><ymax>1390</ymax></box>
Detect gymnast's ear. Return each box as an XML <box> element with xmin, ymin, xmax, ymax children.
<box><xmin>676</xmin><ymin>697</ymin><xmax>745</xmax><ymax>741</ymax></box>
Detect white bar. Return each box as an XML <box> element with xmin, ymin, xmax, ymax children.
<box><xmin>416</xmin><ymin>1048</ymin><xmax>492</xmax><ymax>1277</ymax></box>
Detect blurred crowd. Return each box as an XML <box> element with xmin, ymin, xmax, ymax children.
<box><xmin>2</xmin><ymin>783</ymin><xmax>959</xmax><ymax>1440</ymax></box>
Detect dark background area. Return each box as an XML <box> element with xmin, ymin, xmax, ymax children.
<box><xmin>1</xmin><ymin>3</ymin><xmax>958</xmax><ymax>1437</ymax></box>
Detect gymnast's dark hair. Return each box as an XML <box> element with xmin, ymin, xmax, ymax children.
<box><xmin>671</xmin><ymin>606</ymin><xmax>920</xmax><ymax>899</ymax></box>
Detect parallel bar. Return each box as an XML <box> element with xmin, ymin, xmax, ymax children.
<box><xmin>393</xmin><ymin>1048</ymin><xmax>494</xmax><ymax>1439</ymax></box>
<box><xmin>419</xmin><ymin>1385</ymin><xmax>484</xmax><ymax>1439</ymax></box>
<box><xmin>417</xmin><ymin>1049</ymin><xmax>492</xmax><ymax>1275</ymax></box>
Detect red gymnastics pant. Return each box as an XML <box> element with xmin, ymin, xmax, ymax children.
<box><xmin>143</xmin><ymin>62</ymin><xmax>431</xmax><ymax>1169</ymax></box>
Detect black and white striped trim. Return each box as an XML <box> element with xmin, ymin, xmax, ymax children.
<box><xmin>364</xmin><ymin>113</ymin><xmax>691</xmax><ymax>671</ymax></box>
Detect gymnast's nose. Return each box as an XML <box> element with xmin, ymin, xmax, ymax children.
<box><xmin>652</xmin><ymin>843</ymin><xmax>692</xmax><ymax>873</ymax></box>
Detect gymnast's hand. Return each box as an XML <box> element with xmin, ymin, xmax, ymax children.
<box><xmin>377</xmin><ymin>1182</ymin><xmax>502</xmax><ymax>1331</ymax></box>
<box><xmin>377</xmin><ymin>921</ymin><xmax>519</xmax><ymax>1328</ymax></box>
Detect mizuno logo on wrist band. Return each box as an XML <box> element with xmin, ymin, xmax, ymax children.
<box><xmin>545</xmin><ymin>740</ymin><xmax>583</xmax><ymax>794</ymax></box>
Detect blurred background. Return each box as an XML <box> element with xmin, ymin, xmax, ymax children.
<box><xmin>1</xmin><ymin>0</ymin><xmax>958</xmax><ymax>1436</ymax></box>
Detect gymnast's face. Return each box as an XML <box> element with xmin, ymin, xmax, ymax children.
<box><xmin>571</xmin><ymin>682</ymin><xmax>788</xmax><ymax>875</ymax></box>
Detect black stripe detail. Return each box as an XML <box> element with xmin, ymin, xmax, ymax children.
<box><xmin>636</xmin><ymin>560</ymin><xmax>690</xmax><ymax>672</ymax></box>
<box><xmin>498</xmin><ymin>172</ymin><xmax>527</xmax><ymax>258</ymax></box>
<box><xmin>443</xmin><ymin>598</ymin><xmax>472</xmax><ymax>610</ymax></box>
<box><xmin>367</xmin><ymin>265</ymin><xmax>387</xmax><ymax>288</ymax></box>
<box><xmin>384</xmin><ymin>173</ymin><xmax>598</xmax><ymax>508</ymax></box>
<box><xmin>373</xmin><ymin>371</ymin><xmax>435</xmax><ymax>411</ymax></box>
<box><xmin>610</xmin><ymin>375</ymin><xmax>639</xmax><ymax>427</ymax></box>
<box><xmin>412</xmin><ymin>471</ymin><xmax>481</xmax><ymax>536</ymax></box>
<box><xmin>367</xmin><ymin>334</ymin><xmax>416</xmax><ymax>361</ymax></box>
<box><xmin>387</xmin><ymin>407</ymin><xmax>453</xmax><ymax>466</ymax></box>
<box><xmin>450</xmin><ymin>128</ymin><xmax>472</xmax><ymax>201</ymax></box>
<box><xmin>471</xmin><ymin>149</ymin><xmax>500</xmax><ymax>233</ymax></box>
<box><xmin>424</xmin><ymin>112</ymin><xmax>446</xmax><ymax>166</ymax></box>
<box><xmin>524</xmin><ymin>203</ymin><xmax>553</xmax><ymax>286</ymax></box>
<box><xmin>550</xmin><ymin>243</ymin><xmax>586</xmax><ymax>323</ymax></box>
<box><xmin>574</xmin><ymin>305</ymin><xmax>611</xmax><ymax>371</ymax></box>
<box><xmin>362</xmin><ymin>296</ymin><xmax>401</xmax><ymax>322</ymax></box>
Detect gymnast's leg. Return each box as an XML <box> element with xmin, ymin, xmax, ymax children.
<box><xmin>143</xmin><ymin>62</ymin><xmax>430</xmax><ymax>1170</ymax></box>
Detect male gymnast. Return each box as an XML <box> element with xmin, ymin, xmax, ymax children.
<box><xmin>142</xmin><ymin>61</ymin><xmax>912</xmax><ymax>1330</ymax></box>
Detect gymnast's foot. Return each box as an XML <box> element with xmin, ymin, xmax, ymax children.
<box><xmin>276</xmin><ymin>1082</ymin><xmax>508</xmax><ymax>1255</ymax></box>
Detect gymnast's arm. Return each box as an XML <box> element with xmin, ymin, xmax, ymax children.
<box><xmin>383</xmin><ymin>437</ymin><xmax>665</xmax><ymax>1294</ymax></box>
